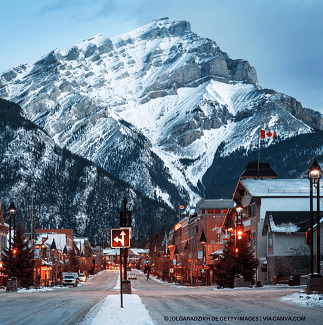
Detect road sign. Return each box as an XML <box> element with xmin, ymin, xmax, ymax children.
<box><xmin>111</xmin><ymin>228</ymin><xmax>131</xmax><ymax>248</ymax></box>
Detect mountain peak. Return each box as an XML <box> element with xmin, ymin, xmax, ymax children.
<box><xmin>111</xmin><ymin>18</ymin><xmax>191</xmax><ymax>44</ymax></box>
<box><xmin>1</xmin><ymin>18</ymin><xmax>321</xmax><ymax>208</ymax></box>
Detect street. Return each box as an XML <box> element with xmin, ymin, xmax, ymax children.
<box><xmin>131</xmin><ymin>270</ymin><xmax>322</xmax><ymax>325</ymax></box>
<box><xmin>0</xmin><ymin>270</ymin><xmax>322</xmax><ymax>325</ymax></box>
<box><xmin>0</xmin><ymin>270</ymin><xmax>118</xmax><ymax>325</ymax></box>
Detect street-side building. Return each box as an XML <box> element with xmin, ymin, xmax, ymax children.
<box><xmin>103</xmin><ymin>248</ymin><xmax>149</xmax><ymax>269</ymax></box>
<box><xmin>34</xmin><ymin>229</ymin><xmax>76</xmax><ymax>285</ymax></box>
<box><xmin>0</xmin><ymin>203</ymin><xmax>9</xmax><ymax>286</ymax></box>
<box><xmin>262</xmin><ymin>211</ymin><xmax>323</xmax><ymax>283</ymax></box>
<box><xmin>74</xmin><ymin>237</ymin><xmax>91</xmax><ymax>257</ymax></box>
<box><xmin>35</xmin><ymin>229</ymin><xmax>74</xmax><ymax>252</ymax></box>
<box><xmin>262</xmin><ymin>211</ymin><xmax>309</xmax><ymax>283</ymax></box>
<box><xmin>232</xmin><ymin>177</ymin><xmax>323</xmax><ymax>283</ymax></box>
<box><xmin>166</xmin><ymin>199</ymin><xmax>235</xmax><ymax>285</ymax></box>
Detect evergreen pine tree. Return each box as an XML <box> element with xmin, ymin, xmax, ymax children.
<box><xmin>68</xmin><ymin>249</ymin><xmax>79</xmax><ymax>272</ymax></box>
<box><xmin>1</xmin><ymin>222</ymin><xmax>34</xmax><ymax>288</ymax></box>
<box><xmin>214</xmin><ymin>239</ymin><xmax>258</xmax><ymax>288</ymax></box>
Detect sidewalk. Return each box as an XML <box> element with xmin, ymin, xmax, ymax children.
<box><xmin>79</xmin><ymin>294</ymin><xmax>155</xmax><ymax>325</ymax></box>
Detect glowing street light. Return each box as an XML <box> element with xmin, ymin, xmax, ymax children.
<box><xmin>308</xmin><ymin>158</ymin><xmax>322</xmax><ymax>276</ymax></box>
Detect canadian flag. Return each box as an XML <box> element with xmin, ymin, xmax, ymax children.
<box><xmin>260</xmin><ymin>130</ymin><xmax>277</xmax><ymax>139</ymax></box>
<box><xmin>179</xmin><ymin>206</ymin><xmax>185</xmax><ymax>209</ymax></box>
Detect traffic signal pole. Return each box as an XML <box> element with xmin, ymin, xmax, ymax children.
<box><xmin>123</xmin><ymin>198</ymin><xmax>128</xmax><ymax>281</ymax></box>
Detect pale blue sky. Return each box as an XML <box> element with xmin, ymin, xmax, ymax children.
<box><xmin>1</xmin><ymin>0</ymin><xmax>322</xmax><ymax>113</ymax></box>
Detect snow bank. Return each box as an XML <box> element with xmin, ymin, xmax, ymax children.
<box><xmin>281</xmin><ymin>292</ymin><xmax>323</xmax><ymax>307</ymax></box>
<box><xmin>17</xmin><ymin>285</ymin><xmax>69</xmax><ymax>293</ymax></box>
<box><xmin>81</xmin><ymin>294</ymin><xmax>154</xmax><ymax>325</ymax></box>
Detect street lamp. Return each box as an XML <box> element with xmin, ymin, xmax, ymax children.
<box><xmin>235</xmin><ymin>200</ymin><xmax>243</xmax><ymax>276</ymax></box>
<box><xmin>199</xmin><ymin>230</ymin><xmax>207</xmax><ymax>285</ymax></box>
<box><xmin>174</xmin><ymin>245</ymin><xmax>179</xmax><ymax>284</ymax></box>
<box><xmin>8</xmin><ymin>202</ymin><xmax>16</xmax><ymax>278</ymax></box>
<box><xmin>308</xmin><ymin>158</ymin><xmax>322</xmax><ymax>276</ymax></box>
<box><xmin>236</xmin><ymin>200</ymin><xmax>243</xmax><ymax>216</ymax></box>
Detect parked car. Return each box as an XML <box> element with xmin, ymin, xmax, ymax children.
<box><xmin>62</xmin><ymin>272</ymin><xmax>78</xmax><ymax>287</ymax></box>
<box><xmin>78</xmin><ymin>273</ymin><xmax>86</xmax><ymax>282</ymax></box>
<box><xmin>128</xmin><ymin>273</ymin><xmax>137</xmax><ymax>280</ymax></box>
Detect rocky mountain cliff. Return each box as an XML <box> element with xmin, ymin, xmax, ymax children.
<box><xmin>0</xmin><ymin>98</ymin><xmax>177</xmax><ymax>243</ymax></box>
<box><xmin>1</xmin><ymin>18</ymin><xmax>322</xmax><ymax>207</ymax></box>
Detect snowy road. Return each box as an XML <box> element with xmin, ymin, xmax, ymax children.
<box><xmin>1</xmin><ymin>270</ymin><xmax>322</xmax><ymax>325</ymax></box>
<box><xmin>0</xmin><ymin>270</ymin><xmax>118</xmax><ymax>325</ymax></box>
<box><xmin>130</xmin><ymin>271</ymin><xmax>322</xmax><ymax>325</ymax></box>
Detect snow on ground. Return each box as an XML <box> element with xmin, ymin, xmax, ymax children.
<box><xmin>281</xmin><ymin>292</ymin><xmax>323</xmax><ymax>307</ymax></box>
<box><xmin>17</xmin><ymin>285</ymin><xmax>69</xmax><ymax>293</ymax></box>
<box><xmin>80</xmin><ymin>294</ymin><xmax>154</xmax><ymax>325</ymax></box>
<box><xmin>113</xmin><ymin>273</ymin><xmax>135</xmax><ymax>291</ymax></box>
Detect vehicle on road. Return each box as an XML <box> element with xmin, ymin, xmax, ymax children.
<box><xmin>78</xmin><ymin>273</ymin><xmax>86</xmax><ymax>282</ymax></box>
<box><xmin>62</xmin><ymin>272</ymin><xmax>78</xmax><ymax>287</ymax></box>
<box><xmin>128</xmin><ymin>273</ymin><xmax>137</xmax><ymax>280</ymax></box>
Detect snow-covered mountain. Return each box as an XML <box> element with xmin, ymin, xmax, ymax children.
<box><xmin>1</xmin><ymin>18</ymin><xmax>322</xmax><ymax>206</ymax></box>
<box><xmin>0</xmin><ymin>98</ymin><xmax>177</xmax><ymax>243</ymax></box>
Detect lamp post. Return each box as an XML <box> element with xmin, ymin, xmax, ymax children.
<box><xmin>235</xmin><ymin>200</ymin><xmax>243</xmax><ymax>276</ymax></box>
<box><xmin>199</xmin><ymin>230</ymin><xmax>207</xmax><ymax>285</ymax></box>
<box><xmin>8</xmin><ymin>202</ymin><xmax>16</xmax><ymax>278</ymax></box>
<box><xmin>309</xmin><ymin>158</ymin><xmax>322</xmax><ymax>275</ymax></box>
<box><xmin>174</xmin><ymin>245</ymin><xmax>179</xmax><ymax>284</ymax></box>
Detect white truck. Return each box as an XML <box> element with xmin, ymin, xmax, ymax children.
<box><xmin>62</xmin><ymin>272</ymin><xmax>78</xmax><ymax>287</ymax></box>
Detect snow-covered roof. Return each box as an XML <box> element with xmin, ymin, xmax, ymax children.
<box><xmin>102</xmin><ymin>248</ymin><xmax>149</xmax><ymax>256</ymax></box>
<box><xmin>102</xmin><ymin>248</ymin><xmax>119</xmax><ymax>256</ymax></box>
<box><xmin>35</xmin><ymin>234</ymin><xmax>48</xmax><ymax>245</ymax></box>
<box><xmin>197</xmin><ymin>199</ymin><xmax>235</xmax><ymax>209</ymax></box>
<box><xmin>241</xmin><ymin>179</ymin><xmax>314</xmax><ymax>197</ymax></box>
<box><xmin>263</xmin><ymin>211</ymin><xmax>312</xmax><ymax>234</ymax></box>
<box><xmin>130</xmin><ymin>248</ymin><xmax>149</xmax><ymax>254</ymax></box>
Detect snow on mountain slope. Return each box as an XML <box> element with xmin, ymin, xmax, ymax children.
<box><xmin>0</xmin><ymin>18</ymin><xmax>320</xmax><ymax>205</ymax></box>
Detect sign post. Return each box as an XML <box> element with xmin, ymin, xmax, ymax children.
<box><xmin>120</xmin><ymin>197</ymin><xmax>132</xmax><ymax>282</ymax></box>
<box><xmin>120</xmin><ymin>247</ymin><xmax>123</xmax><ymax>308</ymax></box>
<box><xmin>111</xmin><ymin>228</ymin><xmax>130</xmax><ymax>308</ymax></box>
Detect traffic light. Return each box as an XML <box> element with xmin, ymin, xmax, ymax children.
<box><xmin>234</xmin><ymin>247</ymin><xmax>239</xmax><ymax>257</ymax></box>
<box><xmin>236</xmin><ymin>225</ymin><xmax>244</xmax><ymax>240</ymax></box>
<box><xmin>120</xmin><ymin>211</ymin><xmax>132</xmax><ymax>227</ymax></box>
<box><xmin>12</xmin><ymin>248</ymin><xmax>18</xmax><ymax>258</ymax></box>
<box><xmin>306</xmin><ymin>231</ymin><xmax>312</xmax><ymax>246</ymax></box>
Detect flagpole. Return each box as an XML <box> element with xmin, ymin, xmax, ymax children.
<box><xmin>258</xmin><ymin>130</ymin><xmax>260</xmax><ymax>177</ymax></box>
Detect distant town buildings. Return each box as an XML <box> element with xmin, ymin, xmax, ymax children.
<box><xmin>164</xmin><ymin>161</ymin><xmax>323</xmax><ymax>285</ymax></box>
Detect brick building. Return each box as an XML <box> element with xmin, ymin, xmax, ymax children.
<box><xmin>167</xmin><ymin>199</ymin><xmax>235</xmax><ymax>285</ymax></box>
